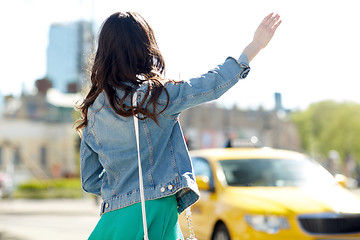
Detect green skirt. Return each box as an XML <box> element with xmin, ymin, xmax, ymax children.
<box><xmin>88</xmin><ymin>195</ymin><xmax>184</xmax><ymax>240</ymax></box>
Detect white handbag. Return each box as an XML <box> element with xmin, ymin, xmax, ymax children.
<box><xmin>133</xmin><ymin>92</ymin><xmax>196</xmax><ymax>240</ymax></box>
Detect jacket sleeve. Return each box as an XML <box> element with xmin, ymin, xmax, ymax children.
<box><xmin>161</xmin><ymin>54</ymin><xmax>250</xmax><ymax>116</ymax></box>
<box><xmin>80</xmin><ymin>136</ymin><xmax>105</xmax><ymax>196</ymax></box>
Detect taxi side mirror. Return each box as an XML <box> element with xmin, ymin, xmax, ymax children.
<box><xmin>195</xmin><ymin>175</ymin><xmax>211</xmax><ymax>191</ymax></box>
<box><xmin>335</xmin><ymin>174</ymin><xmax>347</xmax><ymax>188</ymax></box>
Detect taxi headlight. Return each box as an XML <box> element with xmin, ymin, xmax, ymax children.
<box><xmin>245</xmin><ymin>215</ymin><xmax>289</xmax><ymax>234</ymax></box>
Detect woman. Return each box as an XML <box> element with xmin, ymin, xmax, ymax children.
<box><xmin>76</xmin><ymin>11</ymin><xmax>281</xmax><ymax>240</ymax></box>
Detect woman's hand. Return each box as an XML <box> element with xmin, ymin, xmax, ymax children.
<box><xmin>253</xmin><ymin>13</ymin><xmax>282</xmax><ymax>49</ymax></box>
<box><xmin>243</xmin><ymin>13</ymin><xmax>282</xmax><ymax>62</ymax></box>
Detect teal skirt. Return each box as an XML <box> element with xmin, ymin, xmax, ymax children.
<box><xmin>88</xmin><ymin>195</ymin><xmax>184</xmax><ymax>240</ymax></box>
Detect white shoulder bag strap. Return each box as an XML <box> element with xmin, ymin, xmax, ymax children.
<box><xmin>133</xmin><ymin>92</ymin><xmax>197</xmax><ymax>240</ymax></box>
<box><xmin>133</xmin><ymin>92</ymin><xmax>149</xmax><ymax>240</ymax></box>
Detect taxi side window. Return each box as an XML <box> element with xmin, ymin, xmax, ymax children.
<box><xmin>192</xmin><ymin>157</ymin><xmax>211</xmax><ymax>178</ymax></box>
<box><xmin>192</xmin><ymin>157</ymin><xmax>215</xmax><ymax>190</ymax></box>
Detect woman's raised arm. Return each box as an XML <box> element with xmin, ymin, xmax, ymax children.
<box><xmin>243</xmin><ymin>13</ymin><xmax>282</xmax><ymax>62</ymax></box>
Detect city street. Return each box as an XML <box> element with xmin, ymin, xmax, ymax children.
<box><xmin>0</xmin><ymin>198</ymin><xmax>101</xmax><ymax>240</ymax></box>
<box><xmin>1</xmin><ymin>190</ymin><xmax>360</xmax><ymax>240</ymax></box>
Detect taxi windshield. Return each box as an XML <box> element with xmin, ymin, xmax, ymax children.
<box><xmin>219</xmin><ymin>158</ymin><xmax>335</xmax><ymax>187</ymax></box>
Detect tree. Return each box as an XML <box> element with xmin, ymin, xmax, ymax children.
<box><xmin>292</xmin><ymin>100</ymin><xmax>360</xmax><ymax>165</ymax></box>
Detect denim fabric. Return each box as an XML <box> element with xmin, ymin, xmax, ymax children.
<box><xmin>80</xmin><ymin>54</ymin><xmax>250</xmax><ymax>216</ymax></box>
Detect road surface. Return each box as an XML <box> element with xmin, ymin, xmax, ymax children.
<box><xmin>1</xmin><ymin>190</ymin><xmax>360</xmax><ymax>240</ymax></box>
<box><xmin>0</xmin><ymin>198</ymin><xmax>100</xmax><ymax>240</ymax></box>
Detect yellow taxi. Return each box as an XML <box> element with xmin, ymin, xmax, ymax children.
<box><xmin>179</xmin><ymin>147</ymin><xmax>360</xmax><ymax>240</ymax></box>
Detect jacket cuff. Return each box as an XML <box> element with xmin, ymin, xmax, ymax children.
<box><xmin>238</xmin><ymin>53</ymin><xmax>250</xmax><ymax>79</ymax></box>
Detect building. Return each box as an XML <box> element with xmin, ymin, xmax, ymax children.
<box><xmin>180</xmin><ymin>93</ymin><xmax>301</xmax><ymax>151</ymax></box>
<box><xmin>0</xmin><ymin>79</ymin><xmax>81</xmax><ymax>182</ymax></box>
<box><xmin>46</xmin><ymin>20</ymin><xmax>93</xmax><ymax>93</ymax></box>
<box><xmin>0</xmin><ymin>85</ymin><xmax>300</xmax><ymax>183</ymax></box>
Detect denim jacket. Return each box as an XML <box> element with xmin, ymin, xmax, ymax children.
<box><xmin>80</xmin><ymin>54</ymin><xmax>250</xmax><ymax>216</ymax></box>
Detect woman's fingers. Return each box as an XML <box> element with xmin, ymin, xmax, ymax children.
<box><xmin>273</xmin><ymin>19</ymin><xmax>282</xmax><ymax>30</ymax></box>
<box><xmin>264</xmin><ymin>13</ymin><xmax>281</xmax><ymax>28</ymax></box>
<box><xmin>262</xmin><ymin>13</ymin><xmax>274</xmax><ymax>24</ymax></box>
<box><xmin>271</xmin><ymin>14</ymin><xmax>281</xmax><ymax>28</ymax></box>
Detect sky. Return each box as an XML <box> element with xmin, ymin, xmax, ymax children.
<box><xmin>1</xmin><ymin>0</ymin><xmax>360</xmax><ymax>110</ymax></box>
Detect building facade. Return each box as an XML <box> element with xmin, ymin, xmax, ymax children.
<box><xmin>0</xmin><ymin>119</ymin><xmax>77</xmax><ymax>181</ymax></box>
<box><xmin>46</xmin><ymin>21</ymin><xmax>93</xmax><ymax>93</ymax></box>
<box><xmin>0</xmin><ymin>85</ymin><xmax>301</xmax><ymax>183</ymax></box>
<box><xmin>0</xmin><ymin>79</ymin><xmax>80</xmax><ymax>182</ymax></box>
<box><xmin>180</xmin><ymin>94</ymin><xmax>301</xmax><ymax>151</ymax></box>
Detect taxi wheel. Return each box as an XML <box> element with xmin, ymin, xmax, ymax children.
<box><xmin>212</xmin><ymin>223</ymin><xmax>230</xmax><ymax>240</ymax></box>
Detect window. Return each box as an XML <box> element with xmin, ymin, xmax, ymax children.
<box><xmin>13</xmin><ymin>147</ymin><xmax>21</xmax><ymax>166</ymax></box>
<box><xmin>40</xmin><ymin>146</ymin><xmax>47</xmax><ymax>167</ymax></box>
<box><xmin>193</xmin><ymin>157</ymin><xmax>211</xmax><ymax>177</ymax></box>
<box><xmin>219</xmin><ymin>158</ymin><xmax>334</xmax><ymax>187</ymax></box>
<box><xmin>0</xmin><ymin>146</ymin><xmax>3</xmax><ymax>167</ymax></box>
<box><xmin>192</xmin><ymin>157</ymin><xmax>215</xmax><ymax>190</ymax></box>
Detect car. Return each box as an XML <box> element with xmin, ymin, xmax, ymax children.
<box><xmin>179</xmin><ymin>147</ymin><xmax>360</xmax><ymax>240</ymax></box>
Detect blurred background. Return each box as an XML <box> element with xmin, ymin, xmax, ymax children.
<box><xmin>1</xmin><ymin>0</ymin><xmax>360</xmax><ymax>239</ymax></box>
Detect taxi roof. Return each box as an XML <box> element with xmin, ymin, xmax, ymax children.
<box><xmin>190</xmin><ymin>147</ymin><xmax>307</xmax><ymax>162</ymax></box>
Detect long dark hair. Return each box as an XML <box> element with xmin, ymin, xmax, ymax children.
<box><xmin>75</xmin><ymin>12</ymin><xmax>169</xmax><ymax>133</ymax></box>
